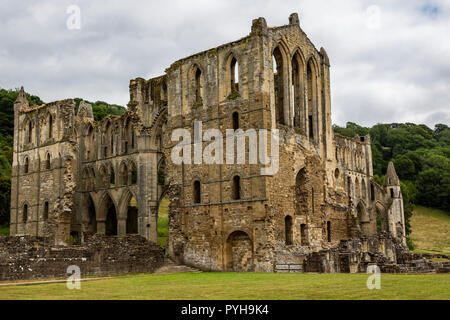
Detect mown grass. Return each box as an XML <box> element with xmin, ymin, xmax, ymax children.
<box><xmin>410</xmin><ymin>206</ymin><xmax>450</xmax><ymax>255</ymax></box>
<box><xmin>0</xmin><ymin>224</ymin><xmax>9</xmax><ymax>236</ymax></box>
<box><xmin>157</xmin><ymin>196</ymin><xmax>169</xmax><ymax>249</ymax></box>
<box><xmin>0</xmin><ymin>272</ymin><xmax>449</xmax><ymax>300</ymax></box>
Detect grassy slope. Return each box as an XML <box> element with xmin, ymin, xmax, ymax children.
<box><xmin>0</xmin><ymin>273</ymin><xmax>449</xmax><ymax>300</ymax></box>
<box><xmin>157</xmin><ymin>196</ymin><xmax>169</xmax><ymax>248</ymax></box>
<box><xmin>410</xmin><ymin>206</ymin><xmax>450</xmax><ymax>255</ymax></box>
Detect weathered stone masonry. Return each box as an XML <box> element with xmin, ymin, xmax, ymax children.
<box><xmin>8</xmin><ymin>13</ymin><xmax>434</xmax><ymax>275</ymax></box>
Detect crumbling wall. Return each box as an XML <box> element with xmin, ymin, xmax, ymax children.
<box><xmin>0</xmin><ymin>234</ymin><xmax>164</xmax><ymax>281</ymax></box>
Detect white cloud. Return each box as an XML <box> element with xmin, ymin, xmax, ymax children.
<box><xmin>0</xmin><ymin>0</ymin><xmax>448</xmax><ymax>128</ymax></box>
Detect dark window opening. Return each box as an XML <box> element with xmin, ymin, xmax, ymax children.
<box><xmin>126</xmin><ymin>196</ymin><xmax>138</xmax><ymax>234</ymax></box>
<box><xmin>131</xmin><ymin>163</ymin><xmax>138</xmax><ymax>184</ymax></box>
<box><xmin>110</xmin><ymin>167</ymin><xmax>115</xmax><ymax>187</ymax></box>
<box><xmin>49</xmin><ymin>115</ymin><xmax>53</xmax><ymax>139</ymax></box>
<box><xmin>327</xmin><ymin>221</ymin><xmax>331</xmax><ymax>242</ymax></box>
<box><xmin>230</xmin><ymin>57</ymin><xmax>239</xmax><ymax>93</ymax></box>
<box><xmin>232</xmin><ymin>112</ymin><xmax>239</xmax><ymax>130</ymax></box>
<box><xmin>45</xmin><ymin>153</ymin><xmax>51</xmax><ymax>170</ymax></box>
<box><xmin>371</xmin><ymin>183</ymin><xmax>375</xmax><ymax>201</ymax></box>
<box><xmin>43</xmin><ymin>201</ymin><xmax>49</xmax><ymax>220</ymax></box>
<box><xmin>193</xmin><ymin>180</ymin><xmax>201</xmax><ymax>204</ymax></box>
<box><xmin>23</xmin><ymin>204</ymin><xmax>28</xmax><ymax>223</ymax></box>
<box><xmin>308</xmin><ymin>115</ymin><xmax>314</xmax><ymax>139</ymax></box>
<box><xmin>291</xmin><ymin>53</ymin><xmax>303</xmax><ymax>127</ymax></box>
<box><xmin>110</xmin><ymin>135</ymin><xmax>114</xmax><ymax>155</ymax></box>
<box><xmin>124</xmin><ymin>141</ymin><xmax>128</xmax><ymax>154</ymax></box>
<box><xmin>390</xmin><ymin>188</ymin><xmax>394</xmax><ymax>198</ymax></box>
<box><xmin>24</xmin><ymin>157</ymin><xmax>29</xmax><ymax>174</ymax></box>
<box><xmin>232</xmin><ymin>175</ymin><xmax>241</xmax><ymax>200</ymax></box>
<box><xmin>195</xmin><ymin>68</ymin><xmax>202</xmax><ymax>104</ymax></box>
<box><xmin>273</xmin><ymin>47</ymin><xmax>285</xmax><ymax>125</ymax></box>
<box><xmin>28</xmin><ymin>121</ymin><xmax>32</xmax><ymax>143</ymax></box>
<box><xmin>285</xmin><ymin>216</ymin><xmax>293</xmax><ymax>245</ymax></box>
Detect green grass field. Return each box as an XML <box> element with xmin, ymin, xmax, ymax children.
<box><xmin>157</xmin><ymin>196</ymin><xmax>169</xmax><ymax>249</ymax></box>
<box><xmin>1</xmin><ymin>272</ymin><xmax>449</xmax><ymax>300</ymax></box>
<box><xmin>410</xmin><ymin>206</ymin><xmax>450</xmax><ymax>255</ymax></box>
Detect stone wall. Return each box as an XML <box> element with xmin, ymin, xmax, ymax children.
<box><xmin>274</xmin><ymin>233</ymin><xmax>450</xmax><ymax>274</ymax></box>
<box><xmin>0</xmin><ymin>235</ymin><xmax>164</xmax><ymax>281</ymax></box>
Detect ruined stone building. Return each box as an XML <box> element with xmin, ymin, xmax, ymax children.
<box><xmin>10</xmin><ymin>13</ymin><xmax>406</xmax><ymax>272</ymax></box>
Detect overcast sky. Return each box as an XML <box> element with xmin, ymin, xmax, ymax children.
<box><xmin>0</xmin><ymin>0</ymin><xmax>449</xmax><ymax>127</ymax></box>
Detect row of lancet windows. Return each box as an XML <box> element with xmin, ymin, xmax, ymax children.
<box><xmin>22</xmin><ymin>153</ymin><xmax>52</xmax><ymax>174</ymax></box>
<box><xmin>192</xmin><ymin>175</ymin><xmax>241</xmax><ymax>204</ymax></box>
<box><xmin>84</xmin><ymin>120</ymin><xmax>135</xmax><ymax>162</ymax></box>
<box><xmin>21</xmin><ymin>201</ymin><xmax>50</xmax><ymax>223</ymax></box>
<box><xmin>272</xmin><ymin>45</ymin><xmax>318</xmax><ymax>139</ymax></box>
<box><xmin>23</xmin><ymin>114</ymin><xmax>54</xmax><ymax>145</ymax></box>
<box><xmin>189</xmin><ymin>54</ymin><xmax>239</xmax><ymax>106</ymax></box>
<box><xmin>336</xmin><ymin>146</ymin><xmax>365</xmax><ymax>171</ymax></box>
<box><xmin>82</xmin><ymin>162</ymin><xmax>138</xmax><ymax>191</ymax></box>
<box><xmin>346</xmin><ymin>176</ymin><xmax>369</xmax><ymax>200</ymax></box>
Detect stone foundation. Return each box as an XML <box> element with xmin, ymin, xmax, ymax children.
<box><xmin>275</xmin><ymin>233</ymin><xmax>450</xmax><ymax>274</ymax></box>
<box><xmin>0</xmin><ymin>234</ymin><xmax>164</xmax><ymax>281</ymax></box>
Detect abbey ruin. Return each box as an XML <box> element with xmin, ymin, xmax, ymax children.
<box><xmin>7</xmin><ymin>14</ymin><xmax>419</xmax><ymax>275</ymax></box>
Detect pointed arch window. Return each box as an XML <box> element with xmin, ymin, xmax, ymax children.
<box><xmin>285</xmin><ymin>216</ymin><xmax>293</xmax><ymax>245</ymax></box>
<box><xmin>45</xmin><ymin>153</ymin><xmax>51</xmax><ymax>170</ymax></box>
<box><xmin>307</xmin><ymin>59</ymin><xmax>317</xmax><ymax>140</ymax></box>
<box><xmin>27</xmin><ymin>120</ymin><xmax>32</xmax><ymax>144</ymax></box>
<box><xmin>229</xmin><ymin>56</ymin><xmax>239</xmax><ymax>94</ymax></box>
<box><xmin>273</xmin><ymin>46</ymin><xmax>286</xmax><ymax>125</ymax></box>
<box><xmin>191</xmin><ymin>66</ymin><xmax>203</xmax><ymax>105</ymax></box>
<box><xmin>131</xmin><ymin>162</ymin><xmax>138</xmax><ymax>185</ymax></box>
<box><xmin>48</xmin><ymin>114</ymin><xmax>53</xmax><ymax>139</ymax></box>
<box><xmin>43</xmin><ymin>201</ymin><xmax>49</xmax><ymax>220</ymax></box>
<box><xmin>193</xmin><ymin>180</ymin><xmax>201</xmax><ymax>204</ymax></box>
<box><xmin>22</xmin><ymin>204</ymin><xmax>28</xmax><ymax>223</ymax></box>
<box><xmin>232</xmin><ymin>112</ymin><xmax>239</xmax><ymax>130</ymax></box>
<box><xmin>24</xmin><ymin>157</ymin><xmax>29</xmax><ymax>174</ymax></box>
<box><xmin>291</xmin><ymin>51</ymin><xmax>304</xmax><ymax>128</ymax></box>
<box><xmin>232</xmin><ymin>175</ymin><xmax>241</xmax><ymax>200</ymax></box>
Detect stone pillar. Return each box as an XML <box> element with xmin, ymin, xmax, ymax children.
<box><xmin>97</xmin><ymin>220</ymin><xmax>106</xmax><ymax>235</ymax></box>
<box><xmin>118</xmin><ymin>218</ymin><xmax>126</xmax><ymax>236</ymax></box>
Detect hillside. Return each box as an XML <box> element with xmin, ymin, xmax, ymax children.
<box><xmin>410</xmin><ymin>206</ymin><xmax>450</xmax><ymax>255</ymax></box>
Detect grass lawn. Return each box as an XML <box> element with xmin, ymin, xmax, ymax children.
<box><xmin>0</xmin><ymin>272</ymin><xmax>449</xmax><ymax>300</ymax></box>
<box><xmin>0</xmin><ymin>224</ymin><xmax>9</xmax><ymax>236</ymax></box>
<box><xmin>410</xmin><ymin>206</ymin><xmax>450</xmax><ymax>255</ymax></box>
<box><xmin>157</xmin><ymin>196</ymin><xmax>169</xmax><ymax>249</ymax></box>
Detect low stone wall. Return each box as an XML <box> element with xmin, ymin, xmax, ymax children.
<box><xmin>0</xmin><ymin>234</ymin><xmax>164</xmax><ymax>281</ymax></box>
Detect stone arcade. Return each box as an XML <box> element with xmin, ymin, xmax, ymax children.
<box><xmin>8</xmin><ymin>14</ymin><xmax>420</xmax><ymax>274</ymax></box>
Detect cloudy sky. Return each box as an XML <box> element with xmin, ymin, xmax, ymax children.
<box><xmin>0</xmin><ymin>0</ymin><xmax>449</xmax><ymax>127</ymax></box>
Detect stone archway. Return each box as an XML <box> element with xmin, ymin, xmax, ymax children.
<box><xmin>126</xmin><ymin>195</ymin><xmax>138</xmax><ymax>234</ymax></box>
<box><xmin>85</xmin><ymin>194</ymin><xmax>97</xmax><ymax>235</ymax></box>
<box><xmin>100</xmin><ymin>193</ymin><xmax>117</xmax><ymax>236</ymax></box>
<box><xmin>356</xmin><ymin>201</ymin><xmax>370</xmax><ymax>236</ymax></box>
<box><xmin>225</xmin><ymin>231</ymin><xmax>254</xmax><ymax>272</ymax></box>
<box><xmin>375</xmin><ymin>202</ymin><xmax>389</xmax><ymax>234</ymax></box>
